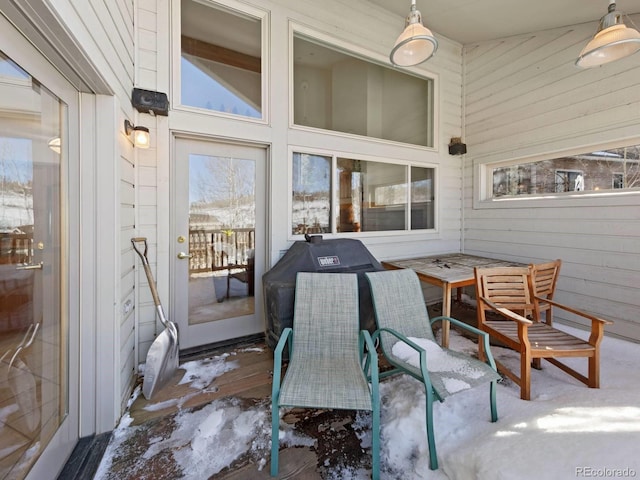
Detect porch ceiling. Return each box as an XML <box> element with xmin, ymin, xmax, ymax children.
<box><xmin>367</xmin><ymin>0</ymin><xmax>640</xmax><ymax>45</ymax></box>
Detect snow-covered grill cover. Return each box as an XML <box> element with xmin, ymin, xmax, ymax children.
<box><xmin>263</xmin><ymin>236</ymin><xmax>385</xmax><ymax>350</ymax></box>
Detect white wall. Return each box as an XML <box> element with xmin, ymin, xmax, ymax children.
<box><xmin>18</xmin><ymin>0</ymin><xmax>139</xmax><ymax>430</ymax></box>
<box><xmin>133</xmin><ymin>0</ymin><xmax>163</xmax><ymax>377</ymax></box>
<box><xmin>0</xmin><ymin>0</ymin><xmax>459</xmax><ymax>437</ymax></box>
<box><xmin>462</xmin><ymin>19</ymin><xmax>640</xmax><ymax>342</ymax></box>
<box><xmin>134</xmin><ymin>0</ymin><xmax>467</xmax><ymax>357</ymax></box>
<box><xmin>23</xmin><ymin>2</ymin><xmax>638</xmax><ymax>440</ymax></box>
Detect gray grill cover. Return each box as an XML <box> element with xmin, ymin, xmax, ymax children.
<box><xmin>263</xmin><ymin>236</ymin><xmax>385</xmax><ymax>349</ymax></box>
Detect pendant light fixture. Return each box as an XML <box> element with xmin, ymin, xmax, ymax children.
<box><xmin>390</xmin><ymin>0</ymin><xmax>438</xmax><ymax>67</ymax></box>
<box><xmin>576</xmin><ymin>0</ymin><xmax>640</xmax><ymax>68</ymax></box>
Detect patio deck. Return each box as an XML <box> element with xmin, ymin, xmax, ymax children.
<box><xmin>72</xmin><ymin>301</ymin><xmax>463</xmax><ymax>480</ymax></box>
<box><xmin>64</xmin><ymin>298</ymin><xmax>638</xmax><ymax>480</ymax></box>
<box><xmin>60</xmin><ymin>305</ymin><xmax>456</xmax><ymax>480</ymax></box>
<box><xmin>90</xmin><ymin>339</ymin><xmax>372</xmax><ymax>479</ymax></box>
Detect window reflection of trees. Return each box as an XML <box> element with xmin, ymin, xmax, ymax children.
<box><xmin>190</xmin><ymin>155</ymin><xmax>255</xmax><ymax>231</ymax></box>
<box><xmin>492</xmin><ymin>145</ymin><xmax>640</xmax><ymax>197</ymax></box>
<box><xmin>292</xmin><ymin>153</ymin><xmax>331</xmax><ymax>235</ymax></box>
<box><xmin>0</xmin><ymin>138</ymin><xmax>34</xmax><ymax>232</ymax></box>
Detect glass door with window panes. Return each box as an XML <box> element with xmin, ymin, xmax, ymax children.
<box><xmin>173</xmin><ymin>138</ymin><xmax>266</xmax><ymax>349</ymax></box>
<box><xmin>0</xmin><ymin>50</ymin><xmax>68</xmax><ymax>480</ymax></box>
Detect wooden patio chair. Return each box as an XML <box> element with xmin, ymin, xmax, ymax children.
<box><xmin>271</xmin><ymin>272</ymin><xmax>380</xmax><ymax>479</ymax></box>
<box><xmin>530</xmin><ymin>259</ymin><xmax>561</xmax><ymax>324</ymax></box>
<box><xmin>474</xmin><ymin>265</ymin><xmax>613</xmax><ymax>400</ymax></box>
<box><xmin>529</xmin><ymin>259</ymin><xmax>562</xmax><ymax>370</ymax></box>
<box><xmin>365</xmin><ymin>269</ymin><xmax>499</xmax><ymax>471</ymax></box>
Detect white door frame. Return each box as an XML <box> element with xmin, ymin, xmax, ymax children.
<box><xmin>0</xmin><ymin>13</ymin><xmax>82</xmax><ymax>480</ymax></box>
<box><xmin>171</xmin><ymin>135</ymin><xmax>268</xmax><ymax>349</ymax></box>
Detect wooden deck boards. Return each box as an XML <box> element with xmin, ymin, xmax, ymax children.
<box><xmin>128</xmin><ymin>342</ymin><xmax>274</xmax><ymax>426</ymax></box>
<box><xmin>100</xmin><ymin>301</ymin><xmax>492</xmax><ymax>479</ymax></box>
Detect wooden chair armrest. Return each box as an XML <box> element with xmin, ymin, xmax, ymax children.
<box><xmin>480</xmin><ymin>297</ymin><xmax>533</xmax><ymax>325</ymax></box>
<box><xmin>535</xmin><ymin>296</ymin><xmax>613</xmax><ymax>325</ymax></box>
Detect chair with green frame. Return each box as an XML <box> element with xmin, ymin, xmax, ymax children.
<box><xmin>365</xmin><ymin>268</ymin><xmax>500</xmax><ymax>470</ymax></box>
<box><xmin>270</xmin><ymin>272</ymin><xmax>380</xmax><ymax>479</ymax></box>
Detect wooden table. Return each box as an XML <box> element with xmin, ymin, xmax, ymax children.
<box><xmin>382</xmin><ymin>253</ymin><xmax>524</xmax><ymax>347</ymax></box>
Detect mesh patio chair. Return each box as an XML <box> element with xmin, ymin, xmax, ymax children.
<box><xmin>271</xmin><ymin>272</ymin><xmax>380</xmax><ymax>479</ymax></box>
<box><xmin>365</xmin><ymin>268</ymin><xmax>499</xmax><ymax>471</ymax></box>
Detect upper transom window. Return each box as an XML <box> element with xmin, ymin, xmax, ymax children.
<box><xmin>293</xmin><ymin>33</ymin><xmax>435</xmax><ymax>148</ymax></box>
<box><xmin>180</xmin><ymin>0</ymin><xmax>262</xmax><ymax>119</ymax></box>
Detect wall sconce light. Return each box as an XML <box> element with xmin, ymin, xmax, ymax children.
<box><xmin>124</xmin><ymin>120</ymin><xmax>150</xmax><ymax>148</ymax></box>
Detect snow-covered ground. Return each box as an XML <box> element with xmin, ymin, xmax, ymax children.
<box><xmin>94</xmin><ymin>327</ymin><xmax>640</xmax><ymax>479</ymax></box>
<box><xmin>0</xmin><ymin>190</ymin><xmax>32</xmax><ymax>230</ymax></box>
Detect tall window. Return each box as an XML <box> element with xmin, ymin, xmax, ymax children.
<box><xmin>180</xmin><ymin>0</ymin><xmax>262</xmax><ymax>118</ymax></box>
<box><xmin>292</xmin><ymin>153</ymin><xmax>331</xmax><ymax>234</ymax></box>
<box><xmin>490</xmin><ymin>145</ymin><xmax>640</xmax><ymax>198</ymax></box>
<box><xmin>411</xmin><ymin>166</ymin><xmax>435</xmax><ymax>229</ymax></box>
<box><xmin>292</xmin><ymin>152</ymin><xmax>434</xmax><ymax>235</ymax></box>
<box><xmin>293</xmin><ymin>33</ymin><xmax>435</xmax><ymax>148</ymax></box>
<box><xmin>338</xmin><ymin>158</ymin><xmax>407</xmax><ymax>232</ymax></box>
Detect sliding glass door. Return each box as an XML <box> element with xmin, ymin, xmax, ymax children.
<box><xmin>0</xmin><ymin>33</ymin><xmax>78</xmax><ymax>480</ymax></box>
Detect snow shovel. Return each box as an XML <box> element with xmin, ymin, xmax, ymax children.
<box><xmin>131</xmin><ymin>237</ymin><xmax>179</xmax><ymax>400</ymax></box>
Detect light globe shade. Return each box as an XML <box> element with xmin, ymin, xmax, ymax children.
<box><xmin>390</xmin><ymin>23</ymin><xmax>438</xmax><ymax>67</ymax></box>
<box><xmin>133</xmin><ymin>127</ymin><xmax>150</xmax><ymax>148</ymax></box>
<box><xmin>48</xmin><ymin>137</ymin><xmax>61</xmax><ymax>154</ymax></box>
<box><xmin>577</xmin><ymin>23</ymin><xmax>640</xmax><ymax>67</ymax></box>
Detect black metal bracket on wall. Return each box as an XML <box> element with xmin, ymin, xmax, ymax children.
<box><xmin>131</xmin><ymin>88</ymin><xmax>169</xmax><ymax>116</ymax></box>
<box><xmin>448</xmin><ymin>137</ymin><xmax>467</xmax><ymax>155</ymax></box>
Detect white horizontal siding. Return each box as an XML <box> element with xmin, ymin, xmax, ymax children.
<box><xmin>137</xmin><ymin>0</ymin><xmax>467</xmax><ymax>368</ymax></box>
<box><xmin>64</xmin><ymin>0</ymin><xmax>134</xmax><ymax>101</ymax></box>
<box><xmin>64</xmin><ymin>0</ymin><xmax>137</xmax><ymax>424</ymax></box>
<box><xmin>462</xmin><ymin>19</ymin><xmax>640</xmax><ymax>342</ymax></box>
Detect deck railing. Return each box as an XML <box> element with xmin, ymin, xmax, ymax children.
<box><xmin>188</xmin><ymin>228</ymin><xmax>255</xmax><ymax>273</ymax></box>
<box><xmin>0</xmin><ymin>231</ymin><xmax>34</xmax><ymax>265</ymax></box>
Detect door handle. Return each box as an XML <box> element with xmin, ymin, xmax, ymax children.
<box><xmin>16</xmin><ymin>262</ymin><xmax>44</xmax><ymax>271</ymax></box>
<box><xmin>177</xmin><ymin>252</ymin><xmax>192</xmax><ymax>259</ymax></box>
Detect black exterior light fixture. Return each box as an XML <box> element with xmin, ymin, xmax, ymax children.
<box><xmin>448</xmin><ymin>137</ymin><xmax>467</xmax><ymax>156</ymax></box>
<box><xmin>124</xmin><ymin>120</ymin><xmax>150</xmax><ymax>149</ymax></box>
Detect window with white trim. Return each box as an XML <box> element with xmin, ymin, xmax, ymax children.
<box><xmin>293</xmin><ymin>33</ymin><xmax>435</xmax><ymax>148</ymax></box>
<box><xmin>180</xmin><ymin>0</ymin><xmax>262</xmax><ymax>119</ymax></box>
<box><xmin>292</xmin><ymin>152</ymin><xmax>434</xmax><ymax>235</ymax></box>
<box><xmin>490</xmin><ymin>144</ymin><xmax>640</xmax><ymax>198</ymax></box>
